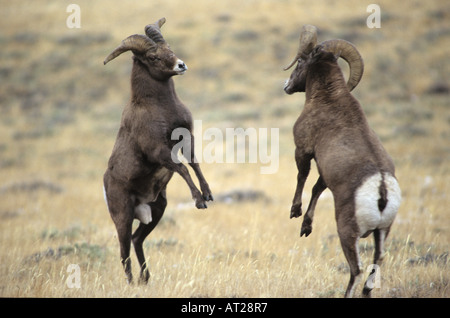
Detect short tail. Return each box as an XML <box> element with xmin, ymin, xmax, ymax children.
<box><xmin>378</xmin><ymin>174</ymin><xmax>388</xmax><ymax>212</ymax></box>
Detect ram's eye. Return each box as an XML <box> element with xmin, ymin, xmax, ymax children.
<box><xmin>149</xmin><ymin>56</ymin><xmax>161</xmax><ymax>62</ymax></box>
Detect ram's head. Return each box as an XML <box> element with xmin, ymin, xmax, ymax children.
<box><xmin>284</xmin><ymin>25</ymin><xmax>364</xmax><ymax>94</ymax></box>
<box><xmin>104</xmin><ymin>18</ymin><xmax>187</xmax><ymax>79</ymax></box>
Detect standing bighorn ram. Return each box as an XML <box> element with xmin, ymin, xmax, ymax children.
<box><xmin>284</xmin><ymin>25</ymin><xmax>401</xmax><ymax>297</ymax></box>
<box><xmin>103</xmin><ymin>18</ymin><xmax>213</xmax><ymax>284</ymax></box>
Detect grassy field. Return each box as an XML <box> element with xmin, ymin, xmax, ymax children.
<box><xmin>0</xmin><ymin>0</ymin><xmax>449</xmax><ymax>298</ymax></box>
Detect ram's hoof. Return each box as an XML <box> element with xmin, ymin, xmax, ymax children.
<box><xmin>300</xmin><ymin>225</ymin><xmax>312</xmax><ymax>237</ymax></box>
<box><xmin>203</xmin><ymin>193</ymin><xmax>214</xmax><ymax>201</ymax></box>
<box><xmin>300</xmin><ymin>216</ymin><xmax>312</xmax><ymax>237</ymax></box>
<box><xmin>290</xmin><ymin>204</ymin><xmax>302</xmax><ymax>218</ymax></box>
<box><xmin>196</xmin><ymin>201</ymin><xmax>207</xmax><ymax>209</ymax></box>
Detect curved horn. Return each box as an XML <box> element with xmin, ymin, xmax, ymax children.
<box><xmin>284</xmin><ymin>24</ymin><xmax>318</xmax><ymax>71</ymax></box>
<box><xmin>145</xmin><ymin>17</ymin><xmax>166</xmax><ymax>43</ymax></box>
<box><xmin>319</xmin><ymin>39</ymin><xmax>364</xmax><ymax>91</ymax></box>
<box><xmin>103</xmin><ymin>34</ymin><xmax>156</xmax><ymax>65</ymax></box>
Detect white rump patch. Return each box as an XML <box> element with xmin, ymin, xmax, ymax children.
<box><xmin>135</xmin><ymin>203</ymin><xmax>152</xmax><ymax>224</ymax></box>
<box><xmin>103</xmin><ymin>184</ymin><xmax>109</xmax><ymax>211</ymax></box>
<box><xmin>355</xmin><ymin>173</ymin><xmax>401</xmax><ymax>237</ymax></box>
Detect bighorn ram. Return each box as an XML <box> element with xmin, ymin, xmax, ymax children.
<box><xmin>284</xmin><ymin>25</ymin><xmax>401</xmax><ymax>297</ymax></box>
<box><xmin>103</xmin><ymin>18</ymin><xmax>213</xmax><ymax>284</ymax></box>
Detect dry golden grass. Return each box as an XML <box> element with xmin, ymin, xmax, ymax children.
<box><xmin>0</xmin><ymin>0</ymin><xmax>448</xmax><ymax>298</ymax></box>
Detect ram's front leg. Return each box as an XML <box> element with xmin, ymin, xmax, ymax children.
<box><xmin>159</xmin><ymin>146</ymin><xmax>207</xmax><ymax>209</ymax></box>
<box><xmin>185</xmin><ymin>134</ymin><xmax>213</xmax><ymax>202</ymax></box>
<box><xmin>171</xmin><ymin>163</ymin><xmax>207</xmax><ymax>209</ymax></box>
<box><xmin>290</xmin><ymin>149</ymin><xmax>312</xmax><ymax>219</ymax></box>
<box><xmin>301</xmin><ymin>175</ymin><xmax>327</xmax><ymax>237</ymax></box>
<box><xmin>189</xmin><ymin>162</ymin><xmax>213</xmax><ymax>201</ymax></box>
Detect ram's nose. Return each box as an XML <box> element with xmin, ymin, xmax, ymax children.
<box><xmin>174</xmin><ymin>59</ymin><xmax>187</xmax><ymax>74</ymax></box>
<box><xmin>284</xmin><ymin>79</ymin><xmax>293</xmax><ymax>95</ymax></box>
<box><xmin>178</xmin><ymin>61</ymin><xmax>187</xmax><ymax>70</ymax></box>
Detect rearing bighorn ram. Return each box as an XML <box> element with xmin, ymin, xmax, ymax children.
<box><xmin>284</xmin><ymin>25</ymin><xmax>401</xmax><ymax>297</ymax></box>
<box><xmin>103</xmin><ymin>18</ymin><xmax>213</xmax><ymax>284</ymax></box>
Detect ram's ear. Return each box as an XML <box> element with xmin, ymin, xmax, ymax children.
<box><xmin>310</xmin><ymin>45</ymin><xmax>324</xmax><ymax>63</ymax></box>
<box><xmin>310</xmin><ymin>45</ymin><xmax>337</xmax><ymax>64</ymax></box>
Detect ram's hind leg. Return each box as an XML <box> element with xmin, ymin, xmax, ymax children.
<box><xmin>362</xmin><ymin>228</ymin><xmax>389</xmax><ymax>297</ymax></box>
<box><xmin>108</xmin><ymin>200</ymin><xmax>133</xmax><ymax>283</ymax></box>
<box><xmin>115</xmin><ymin>214</ymin><xmax>134</xmax><ymax>284</ymax></box>
<box><xmin>132</xmin><ymin>189</ymin><xmax>168</xmax><ymax>284</ymax></box>
<box><xmin>336</xmin><ymin>204</ymin><xmax>363</xmax><ymax>298</ymax></box>
<box><xmin>104</xmin><ymin>178</ymin><xmax>135</xmax><ymax>284</ymax></box>
<box><xmin>301</xmin><ymin>176</ymin><xmax>327</xmax><ymax>237</ymax></box>
<box><xmin>340</xmin><ymin>234</ymin><xmax>363</xmax><ymax>298</ymax></box>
